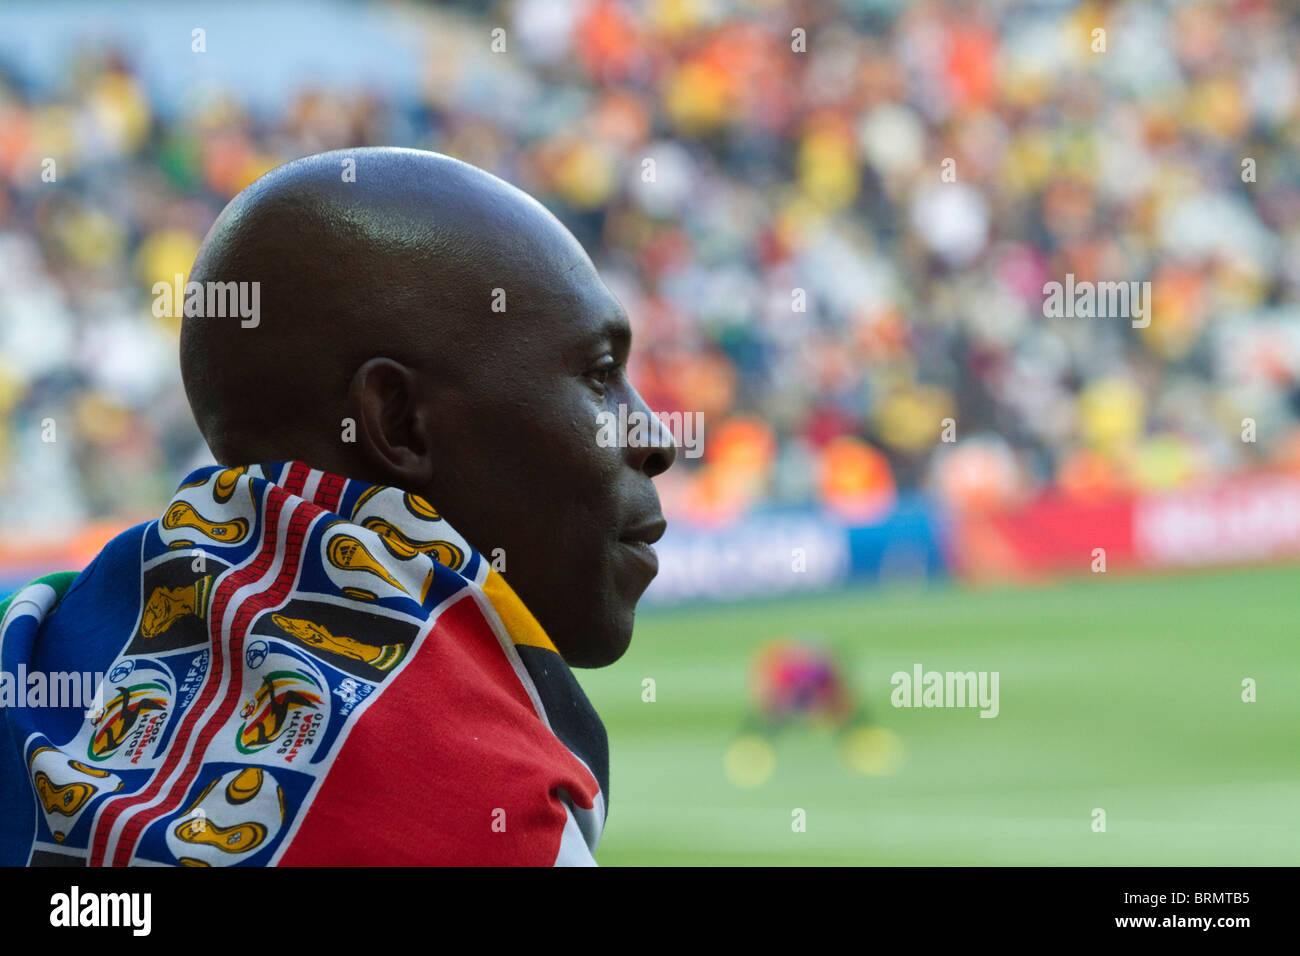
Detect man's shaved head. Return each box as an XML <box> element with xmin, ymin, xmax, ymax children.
<box><xmin>183</xmin><ymin>148</ymin><xmax>587</xmax><ymax>465</ymax></box>
<box><xmin>181</xmin><ymin>147</ymin><xmax>675</xmax><ymax>667</ymax></box>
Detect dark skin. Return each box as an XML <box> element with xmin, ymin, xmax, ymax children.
<box><xmin>180</xmin><ymin>148</ymin><xmax>675</xmax><ymax>667</ymax></box>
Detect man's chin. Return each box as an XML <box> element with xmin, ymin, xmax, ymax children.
<box><xmin>555</xmin><ymin>614</ymin><xmax>635</xmax><ymax>669</ymax></box>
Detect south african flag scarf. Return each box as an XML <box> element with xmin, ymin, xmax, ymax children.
<box><xmin>0</xmin><ymin>461</ymin><xmax>608</xmax><ymax>866</ymax></box>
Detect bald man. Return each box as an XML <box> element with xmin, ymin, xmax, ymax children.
<box><xmin>0</xmin><ymin>148</ymin><xmax>675</xmax><ymax>866</ymax></box>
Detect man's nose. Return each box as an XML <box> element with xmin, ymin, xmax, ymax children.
<box><xmin>626</xmin><ymin>390</ymin><xmax>677</xmax><ymax>478</ymax></box>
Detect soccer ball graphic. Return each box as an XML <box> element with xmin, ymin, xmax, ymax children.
<box><xmin>165</xmin><ymin>766</ymin><xmax>286</xmax><ymax>866</ymax></box>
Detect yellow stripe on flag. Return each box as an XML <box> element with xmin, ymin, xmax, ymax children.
<box><xmin>482</xmin><ymin>568</ymin><xmax>559</xmax><ymax>654</ymax></box>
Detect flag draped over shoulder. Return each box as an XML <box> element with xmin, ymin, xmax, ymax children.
<box><xmin>0</xmin><ymin>461</ymin><xmax>607</xmax><ymax>866</ymax></box>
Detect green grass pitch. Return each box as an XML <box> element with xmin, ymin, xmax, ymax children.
<box><xmin>578</xmin><ymin>564</ymin><xmax>1300</xmax><ymax>865</ymax></box>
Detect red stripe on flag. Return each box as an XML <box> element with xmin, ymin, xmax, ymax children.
<box><xmin>281</xmin><ymin>462</ymin><xmax>311</xmax><ymax>497</ymax></box>
<box><xmin>111</xmin><ymin>496</ymin><xmax>317</xmax><ymax>864</ymax></box>
<box><xmin>315</xmin><ymin>472</ymin><xmax>347</xmax><ymax>512</ymax></box>
<box><xmin>90</xmin><ymin>464</ymin><xmax>310</xmax><ymax>866</ymax></box>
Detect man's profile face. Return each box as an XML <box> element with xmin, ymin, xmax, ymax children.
<box><xmin>412</xmin><ymin>228</ymin><xmax>675</xmax><ymax>668</ymax></box>
<box><xmin>178</xmin><ymin>148</ymin><xmax>675</xmax><ymax>667</ymax></box>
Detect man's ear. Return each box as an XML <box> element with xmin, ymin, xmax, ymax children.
<box><xmin>347</xmin><ymin>358</ymin><xmax>435</xmax><ymax>487</ymax></box>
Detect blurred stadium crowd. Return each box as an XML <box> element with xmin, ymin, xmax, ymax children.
<box><xmin>1</xmin><ymin>0</ymin><xmax>1299</xmax><ymax>539</ymax></box>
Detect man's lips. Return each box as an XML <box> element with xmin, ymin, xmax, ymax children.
<box><xmin>620</xmin><ymin>516</ymin><xmax>667</xmax><ymax>546</ymax></box>
<box><xmin>619</xmin><ymin>516</ymin><xmax>667</xmax><ymax>577</ymax></box>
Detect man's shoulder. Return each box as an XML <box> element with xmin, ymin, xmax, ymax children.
<box><xmin>46</xmin><ymin>521</ymin><xmax>152</xmax><ymax>617</ymax></box>
<box><xmin>0</xmin><ymin>571</ymin><xmax>81</xmax><ymax>625</ymax></box>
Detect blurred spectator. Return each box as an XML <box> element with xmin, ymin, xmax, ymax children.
<box><xmin>1</xmin><ymin>0</ymin><xmax>1299</xmax><ymax>538</ymax></box>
